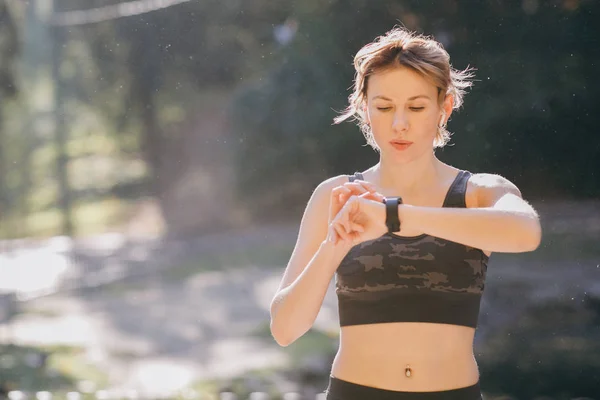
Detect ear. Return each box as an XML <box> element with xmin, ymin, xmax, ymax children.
<box><xmin>440</xmin><ymin>94</ymin><xmax>454</xmax><ymax>126</ymax></box>
<box><xmin>362</xmin><ymin>103</ymin><xmax>371</xmax><ymax>125</ymax></box>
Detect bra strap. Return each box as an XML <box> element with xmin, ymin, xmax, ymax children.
<box><xmin>443</xmin><ymin>170</ymin><xmax>472</xmax><ymax>208</ymax></box>
<box><xmin>348</xmin><ymin>172</ymin><xmax>364</xmax><ymax>182</ymax></box>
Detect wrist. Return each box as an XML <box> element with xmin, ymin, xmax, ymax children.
<box><xmin>397</xmin><ymin>203</ymin><xmax>416</xmax><ymax>231</ymax></box>
<box><xmin>321</xmin><ymin>237</ymin><xmax>351</xmax><ymax>264</ymax></box>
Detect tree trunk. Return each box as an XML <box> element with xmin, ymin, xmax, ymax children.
<box><xmin>51</xmin><ymin>0</ymin><xmax>73</xmax><ymax>236</ymax></box>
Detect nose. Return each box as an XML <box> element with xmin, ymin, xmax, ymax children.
<box><xmin>392</xmin><ymin>111</ymin><xmax>409</xmax><ymax>132</ymax></box>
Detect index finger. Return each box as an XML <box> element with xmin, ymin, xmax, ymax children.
<box><xmin>350</xmin><ymin>179</ymin><xmax>377</xmax><ymax>191</ymax></box>
<box><xmin>344</xmin><ymin>181</ymin><xmax>376</xmax><ymax>194</ymax></box>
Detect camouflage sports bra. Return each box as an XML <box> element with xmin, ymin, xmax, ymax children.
<box><xmin>336</xmin><ymin>170</ymin><xmax>489</xmax><ymax>328</ymax></box>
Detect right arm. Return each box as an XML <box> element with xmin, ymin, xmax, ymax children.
<box><xmin>269</xmin><ymin>176</ymin><xmax>352</xmax><ymax>347</ymax></box>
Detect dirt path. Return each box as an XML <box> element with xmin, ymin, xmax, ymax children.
<box><xmin>1</xmin><ymin>200</ymin><xmax>599</xmax><ymax>396</ymax></box>
<box><xmin>7</xmin><ymin>265</ymin><xmax>327</xmax><ymax>395</ymax></box>
<box><xmin>7</xmin><ymin>254</ymin><xmax>600</xmax><ymax>396</ymax></box>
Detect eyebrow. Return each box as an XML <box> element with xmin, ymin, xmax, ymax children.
<box><xmin>371</xmin><ymin>95</ymin><xmax>432</xmax><ymax>101</ymax></box>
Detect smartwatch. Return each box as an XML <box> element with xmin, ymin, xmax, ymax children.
<box><xmin>384</xmin><ymin>197</ymin><xmax>402</xmax><ymax>233</ymax></box>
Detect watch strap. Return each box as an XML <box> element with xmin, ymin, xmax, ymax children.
<box><xmin>384</xmin><ymin>197</ymin><xmax>402</xmax><ymax>232</ymax></box>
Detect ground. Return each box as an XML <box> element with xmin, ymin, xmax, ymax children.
<box><xmin>0</xmin><ymin>200</ymin><xmax>599</xmax><ymax>398</ymax></box>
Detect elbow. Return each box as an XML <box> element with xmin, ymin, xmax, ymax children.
<box><xmin>275</xmin><ymin>339</ymin><xmax>293</xmax><ymax>348</ymax></box>
<box><xmin>269</xmin><ymin>308</ymin><xmax>311</xmax><ymax>347</ymax></box>
<box><xmin>530</xmin><ymin>223</ymin><xmax>542</xmax><ymax>251</ymax></box>
<box><xmin>519</xmin><ymin>218</ymin><xmax>542</xmax><ymax>252</ymax></box>
<box><xmin>269</xmin><ymin>300</ymin><xmax>295</xmax><ymax>347</ymax></box>
<box><xmin>268</xmin><ymin>291</ymin><xmax>314</xmax><ymax>347</ymax></box>
<box><xmin>270</xmin><ymin>319</ymin><xmax>290</xmax><ymax>347</ymax></box>
<box><xmin>270</xmin><ymin>319</ymin><xmax>300</xmax><ymax>347</ymax></box>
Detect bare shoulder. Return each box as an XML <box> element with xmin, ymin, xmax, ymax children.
<box><xmin>308</xmin><ymin>174</ymin><xmax>352</xmax><ymax>204</ymax></box>
<box><xmin>316</xmin><ymin>174</ymin><xmax>353</xmax><ymax>192</ymax></box>
<box><xmin>469</xmin><ymin>173</ymin><xmax>522</xmax><ymax>194</ymax></box>
<box><xmin>298</xmin><ymin>173</ymin><xmax>353</xmax><ymax>234</ymax></box>
<box><xmin>467</xmin><ymin>173</ymin><xmax>523</xmax><ymax>208</ymax></box>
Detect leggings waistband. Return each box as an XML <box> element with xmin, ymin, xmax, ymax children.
<box><xmin>325</xmin><ymin>376</ymin><xmax>482</xmax><ymax>400</ymax></box>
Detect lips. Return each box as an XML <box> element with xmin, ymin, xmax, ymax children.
<box><xmin>390</xmin><ymin>140</ymin><xmax>413</xmax><ymax>151</ymax></box>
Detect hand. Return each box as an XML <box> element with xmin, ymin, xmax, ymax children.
<box><xmin>328</xmin><ymin>180</ymin><xmax>385</xmax><ymax>225</ymax></box>
<box><xmin>329</xmin><ymin>194</ymin><xmax>387</xmax><ymax>247</ymax></box>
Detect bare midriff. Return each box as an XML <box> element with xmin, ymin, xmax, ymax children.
<box><xmin>330</xmin><ymin>322</ymin><xmax>480</xmax><ymax>392</ymax></box>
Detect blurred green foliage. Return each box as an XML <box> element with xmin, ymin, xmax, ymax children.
<box><xmin>230</xmin><ymin>0</ymin><xmax>600</xmax><ymax>220</ymax></box>
<box><xmin>1</xmin><ymin>0</ymin><xmax>598</xmax><ymax>233</ymax></box>
<box><xmin>479</xmin><ymin>294</ymin><xmax>600</xmax><ymax>398</ymax></box>
<box><xmin>0</xmin><ymin>343</ymin><xmax>108</xmax><ymax>393</ymax></box>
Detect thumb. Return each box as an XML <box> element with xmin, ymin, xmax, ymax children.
<box><xmin>360</xmin><ymin>192</ymin><xmax>383</xmax><ymax>202</ymax></box>
<box><xmin>370</xmin><ymin>192</ymin><xmax>385</xmax><ymax>202</ymax></box>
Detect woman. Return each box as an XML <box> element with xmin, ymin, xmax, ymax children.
<box><xmin>269</xmin><ymin>27</ymin><xmax>541</xmax><ymax>400</ymax></box>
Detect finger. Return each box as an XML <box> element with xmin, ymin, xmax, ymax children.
<box><xmin>332</xmin><ymin>186</ymin><xmax>348</xmax><ymax>201</ymax></box>
<box><xmin>363</xmin><ymin>190</ymin><xmax>385</xmax><ymax>202</ymax></box>
<box><xmin>329</xmin><ymin>226</ymin><xmax>337</xmax><ymax>245</ymax></box>
<box><xmin>351</xmin><ymin>180</ymin><xmax>379</xmax><ymax>194</ymax></box>
<box><xmin>333</xmin><ymin>202</ymin><xmax>350</xmax><ymax>234</ymax></box>
<box><xmin>339</xmin><ymin>201</ymin><xmax>357</xmax><ymax>235</ymax></box>
<box><xmin>349</xmin><ymin>227</ymin><xmax>364</xmax><ymax>245</ymax></box>
<box><xmin>359</xmin><ymin>192</ymin><xmax>374</xmax><ymax>202</ymax></box>
<box><xmin>340</xmin><ymin>183</ymin><xmax>382</xmax><ymax>209</ymax></box>
<box><xmin>334</xmin><ymin>221</ymin><xmax>350</xmax><ymax>242</ymax></box>
<box><xmin>333</xmin><ymin>185</ymin><xmax>351</xmax><ymax>195</ymax></box>
<box><xmin>345</xmin><ymin>195</ymin><xmax>362</xmax><ymax>222</ymax></box>
<box><xmin>333</xmin><ymin>186</ymin><xmax>351</xmax><ymax>205</ymax></box>
<box><xmin>339</xmin><ymin>223</ymin><xmax>352</xmax><ymax>243</ymax></box>
<box><xmin>342</xmin><ymin>195</ymin><xmax>357</xmax><ymax>216</ymax></box>
<box><xmin>328</xmin><ymin>226</ymin><xmax>337</xmax><ymax>244</ymax></box>
<box><xmin>343</xmin><ymin>182</ymin><xmax>370</xmax><ymax>195</ymax></box>
<box><xmin>351</xmin><ymin>222</ymin><xmax>365</xmax><ymax>233</ymax></box>
<box><xmin>373</xmin><ymin>193</ymin><xmax>386</xmax><ymax>202</ymax></box>
<box><xmin>356</xmin><ymin>180</ymin><xmax>377</xmax><ymax>191</ymax></box>
<box><xmin>343</xmin><ymin>207</ymin><xmax>352</xmax><ymax>234</ymax></box>
<box><xmin>340</xmin><ymin>187</ymin><xmax>352</xmax><ymax>204</ymax></box>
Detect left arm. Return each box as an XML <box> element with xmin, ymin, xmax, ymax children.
<box><xmin>399</xmin><ymin>174</ymin><xmax>542</xmax><ymax>254</ymax></box>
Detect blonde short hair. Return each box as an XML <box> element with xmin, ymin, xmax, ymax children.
<box><xmin>334</xmin><ymin>26</ymin><xmax>475</xmax><ymax>149</ymax></box>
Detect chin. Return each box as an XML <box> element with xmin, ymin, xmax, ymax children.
<box><xmin>385</xmin><ymin>147</ymin><xmax>431</xmax><ymax>164</ymax></box>
<box><xmin>386</xmin><ymin>152</ymin><xmax>417</xmax><ymax>164</ymax></box>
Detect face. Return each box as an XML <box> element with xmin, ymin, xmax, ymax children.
<box><xmin>365</xmin><ymin>67</ymin><xmax>452</xmax><ymax>162</ymax></box>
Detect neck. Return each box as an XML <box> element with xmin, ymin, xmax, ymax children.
<box><xmin>374</xmin><ymin>152</ymin><xmax>442</xmax><ymax>196</ymax></box>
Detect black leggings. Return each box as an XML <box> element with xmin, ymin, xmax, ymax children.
<box><xmin>325</xmin><ymin>376</ymin><xmax>483</xmax><ymax>400</ymax></box>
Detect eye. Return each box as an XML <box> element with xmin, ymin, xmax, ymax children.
<box><xmin>376</xmin><ymin>107</ymin><xmax>392</xmax><ymax>111</ymax></box>
<box><xmin>410</xmin><ymin>107</ymin><xmax>425</xmax><ymax>111</ymax></box>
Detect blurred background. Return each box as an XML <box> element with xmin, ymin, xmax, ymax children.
<box><xmin>0</xmin><ymin>0</ymin><xmax>599</xmax><ymax>398</ymax></box>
